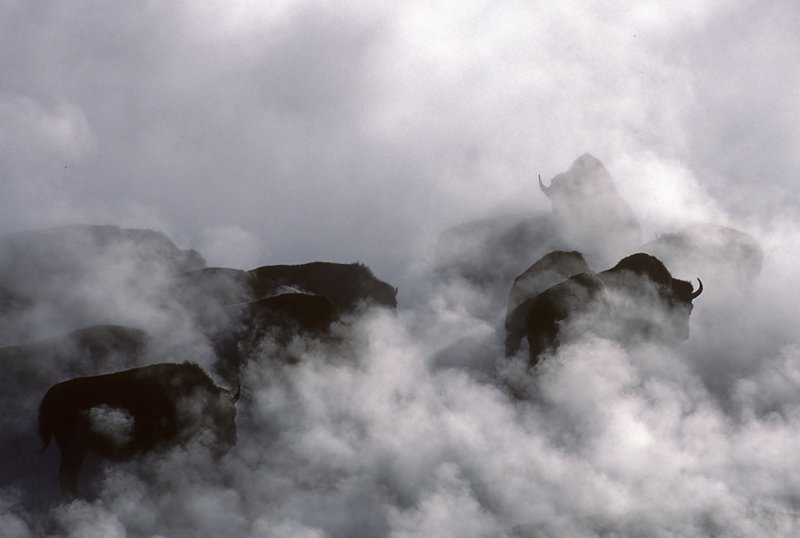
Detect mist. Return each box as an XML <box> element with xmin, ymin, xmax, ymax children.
<box><xmin>2</xmin><ymin>1</ymin><xmax>799</xmax><ymax>536</ymax></box>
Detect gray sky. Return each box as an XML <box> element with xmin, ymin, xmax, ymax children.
<box><xmin>2</xmin><ymin>1</ymin><xmax>797</xmax><ymax>285</ymax></box>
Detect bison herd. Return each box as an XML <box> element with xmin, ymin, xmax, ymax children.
<box><xmin>506</xmin><ymin>252</ymin><xmax>703</xmax><ymax>364</ymax></box>
<box><xmin>0</xmin><ymin>154</ymin><xmax>762</xmax><ymax>498</ymax></box>
<box><xmin>30</xmin><ymin>260</ymin><xmax>397</xmax><ymax>496</ymax></box>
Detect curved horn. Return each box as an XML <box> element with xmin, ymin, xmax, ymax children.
<box><xmin>690</xmin><ymin>278</ymin><xmax>703</xmax><ymax>300</ymax></box>
<box><xmin>538</xmin><ymin>174</ymin><xmax>551</xmax><ymax>197</ymax></box>
<box><xmin>231</xmin><ymin>385</ymin><xmax>241</xmax><ymax>403</ymax></box>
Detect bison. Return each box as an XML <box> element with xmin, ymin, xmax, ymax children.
<box><xmin>213</xmin><ymin>292</ymin><xmax>341</xmax><ymax>384</ymax></box>
<box><xmin>505</xmin><ymin>250</ymin><xmax>591</xmax><ymax>357</ymax></box>
<box><xmin>39</xmin><ymin>362</ymin><xmax>238</xmax><ymax>496</ymax></box>
<box><xmin>234</xmin><ymin>292</ymin><xmax>340</xmax><ymax>339</ymax></box>
<box><xmin>523</xmin><ymin>253</ymin><xmax>702</xmax><ymax>366</ymax></box>
<box><xmin>248</xmin><ymin>262</ymin><xmax>397</xmax><ymax>313</ymax></box>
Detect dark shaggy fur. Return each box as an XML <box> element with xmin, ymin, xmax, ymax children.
<box><xmin>523</xmin><ymin>253</ymin><xmax>701</xmax><ymax>366</ymax></box>
<box><xmin>248</xmin><ymin>262</ymin><xmax>397</xmax><ymax>313</ymax></box>
<box><xmin>39</xmin><ymin>362</ymin><xmax>237</xmax><ymax>496</ymax></box>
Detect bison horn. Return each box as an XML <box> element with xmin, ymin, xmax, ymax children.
<box><xmin>538</xmin><ymin>174</ymin><xmax>551</xmax><ymax>197</ymax></box>
<box><xmin>232</xmin><ymin>385</ymin><xmax>241</xmax><ymax>403</ymax></box>
<box><xmin>691</xmin><ymin>278</ymin><xmax>703</xmax><ymax>300</ymax></box>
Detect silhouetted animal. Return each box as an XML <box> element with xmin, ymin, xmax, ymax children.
<box><xmin>39</xmin><ymin>362</ymin><xmax>238</xmax><ymax>496</ymax></box>
<box><xmin>213</xmin><ymin>293</ymin><xmax>341</xmax><ymax>383</ymax></box>
<box><xmin>505</xmin><ymin>251</ymin><xmax>590</xmax><ymax>357</ymax></box>
<box><xmin>239</xmin><ymin>292</ymin><xmax>340</xmax><ymax>340</ymax></box>
<box><xmin>524</xmin><ymin>253</ymin><xmax>702</xmax><ymax>366</ymax></box>
<box><xmin>174</xmin><ymin>265</ymin><xmax>357</xmax><ymax>384</ymax></box>
<box><xmin>0</xmin><ymin>325</ymin><xmax>149</xmax><ymax>498</ymax></box>
<box><xmin>539</xmin><ymin>153</ymin><xmax>641</xmax><ymax>265</ymax></box>
<box><xmin>248</xmin><ymin>262</ymin><xmax>397</xmax><ymax>313</ymax></box>
<box><xmin>431</xmin><ymin>154</ymin><xmax>639</xmax><ymax>308</ymax></box>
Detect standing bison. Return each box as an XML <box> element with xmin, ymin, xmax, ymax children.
<box><xmin>213</xmin><ymin>292</ymin><xmax>342</xmax><ymax>385</ymax></box>
<box><xmin>39</xmin><ymin>362</ymin><xmax>238</xmax><ymax>496</ymax></box>
<box><xmin>232</xmin><ymin>292</ymin><xmax>340</xmax><ymax>346</ymax></box>
<box><xmin>524</xmin><ymin>253</ymin><xmax>702</xmax><ymax>365</ymax></box>
<box><xmin>173</xmin><ymin>261</ymin><xmax>396</xmax><ymax>331</ymax></box>
<box><xmin>173</xmin><ymin>261</ymin><xmax>394</xmax><ymax>385</ymax></box>
<box><xmin>505</xmin><ymin>250</ymin><xmax>591</xmax><ymax>357</ymax></box>
<box><xmin>248</xmin><ymin>262</ymin><xmax>397</xmax><ymax>313</ymax></box>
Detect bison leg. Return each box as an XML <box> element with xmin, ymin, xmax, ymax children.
<box><xmin>58</xmin><ymin>437</ymin><xmax>88</xmax><ymax>497</ymax></box>
<box><xmin>505</xmin><ymin>303</ymin><xmax>533</xmax><ymax>357</ymax></box>
<box><xmin>504</xmin><ymin>317</ymin><xmax>525</xmax><ymax>358</ymax></box>
<box><xmin>526</xmin><ymin>317</ymin><xmax>559</xmax><ymax>368</ymax></box>
<box><xmin>55</xmin><ymin>417</ymin><xmax>91</xmax><ymax>497</ymax></box>
<box><xmin>504</xmin><ymin>330</ymin><xmax>523</xmax><ymax>358</ymax></box>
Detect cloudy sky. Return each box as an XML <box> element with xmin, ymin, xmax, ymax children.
<box><xmin>2</xmin><ymin>2</ymin><xmax>800</xmax><ymax>536</ymax></box>
<box><xmin>2</xmin><ymin>0</ymin><xmax>797</xmax><ymax>283</ymax></box>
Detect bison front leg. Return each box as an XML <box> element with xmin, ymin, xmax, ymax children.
<box><xmin>56</xmin><ymin>421</ymin><xmax>90</xmax><ymax>497</ymax></box>
<box><xmin>504</xmin><ymin>306</ymin><xmax>529</xmax><ymax>358</ymax></box>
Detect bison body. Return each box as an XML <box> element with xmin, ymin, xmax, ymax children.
<box><xmin>39</xmin><ymin>362</ymin><xmax>238</xmax><ymax>496</ymax></box>
<box><xmin>213</xmin><ymin>292</ymin><xmax>341</xmax><ymax>383</ymax></box>
<box><xmin>505</xmin><ymin>250</ymin><xmax>590</xmax><ymax>356</ymax></box>
<box><xmin>174</xmin><ymin>262</ymin><xmax>391</xmax><ymax>384</ymax></box>
<box><xmin>248</xmin><ymin>262</ymin><xmax>397</xmax><ymax>313</ymax></box>
<box><xmin>523</xmin><ymin>253</ymin><xmax>702</xmax><ymax>366</ymax></box>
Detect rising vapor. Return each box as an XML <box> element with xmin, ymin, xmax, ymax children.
<box><xmin>1</xmin><ymin>1</ymin><xmax>799</xmax><ymax>536</ymax></box>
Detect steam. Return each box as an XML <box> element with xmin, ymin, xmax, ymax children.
<box><xmin>2</xmin><ymin>1</ymin><xmax>800</xmax><ymax>536</ymax></box>
<box><xmin>7</xmin><ymin>229</ymin><xmax>800</xmax><ymax>537</ymax></box>
<box><xmin>87</xmin><ymin>407</ymin><xmax>135</xmax><ymax>449</ymax></box>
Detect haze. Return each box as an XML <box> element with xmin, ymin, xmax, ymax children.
<box><xmin>1</xmin><ymin>2</ymin><xmax>799</xmax><ymax>536</ymax></box>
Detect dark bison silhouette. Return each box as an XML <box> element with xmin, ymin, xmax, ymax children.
<box><xmin>39</xmin><ymin>362</ymin><xmax>238</xmax><ymax>496</ymax></box>
<box><xmin>523</xmin><ymin>253</ymin><xmax>702</xmax><ymax>366</ymax></box>
<box><xmin>505</xmin><ymin>251</ymin><xmax>590</xmax><ymax>357</ymax></box>
<box><xmin>174</xmin><ymin>262</ymin><xmax>396</xmax><ymax>339</ymax></box>
<box><xmin>213</xmin><ymin>292</ymin><xmax>341</xmax><ymax>384</ymax></box>
<box><xmin>432</xmin><ymin>154</ymin><xmax>639</xmax><ymax>311</ymax></box>
<box><xmin>248</xmin><ymin>262</ymin><xmax>397</xmax><ymax>313</ymax></box>
<box><xmin>233</xmin><ymin>292</ymin><xmax>340</xmax><ymax>349</ymax></box>
<box><xmin>173</xmin><ymin>262</ymin><xmax>394</xmax><ymax>384</ymax></box>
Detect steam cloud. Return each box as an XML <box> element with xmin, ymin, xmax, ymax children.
<box><xmin>2</xmin><ymin>1</ymin><xmax>800</xmax><ymax>537</ymax></box>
